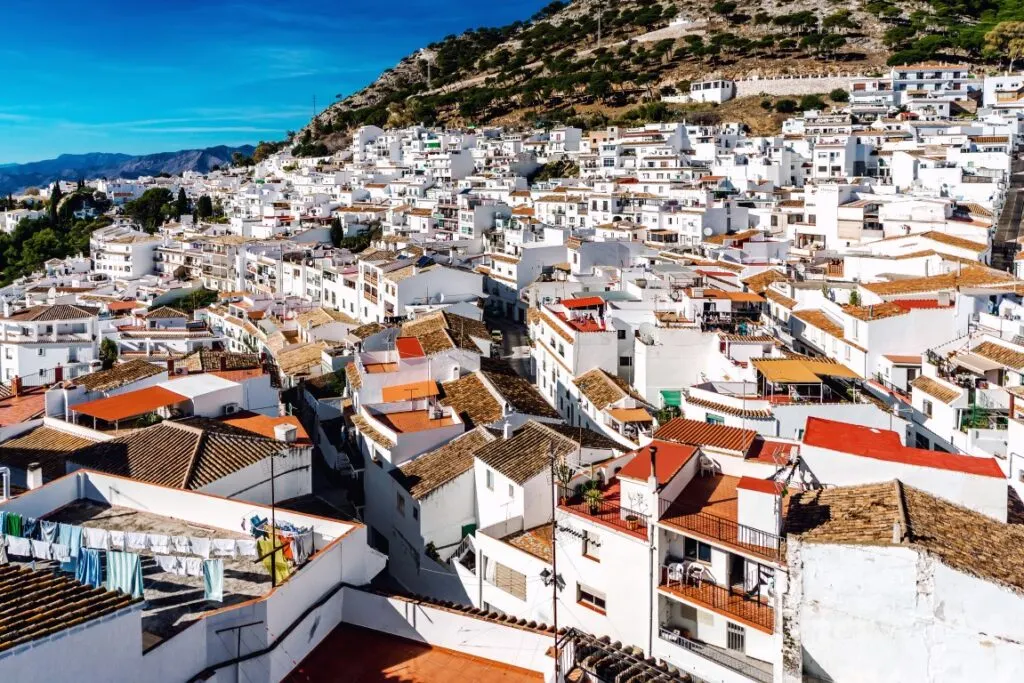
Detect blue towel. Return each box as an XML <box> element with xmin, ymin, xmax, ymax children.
<box><xmin>250</xmin><ymin>515</ymin><xmax>268</xmax><ymax>539</ymax></box>
<box><xmin>202</xmin><ymin>559</ymin><xmax>224</xmax><ymax>602</ymax></box>
<box><xmin>75</xmin><ymin>548</ymin><xmax>102</xmax><ymax>588</ymax></box>
<box><xmin>59</xmin><ymin>524</ymin><xmax>82</xmax><ymax>573</ymax></box>
<box><xmin>106</xmin><ymin>551</ymin><xmax>143</xmax><ymax>599</ymax></box>
<box><xmin>40</xmin><ymin>520</ymin><xmax>58</xmax><ymax>543</ymax></box>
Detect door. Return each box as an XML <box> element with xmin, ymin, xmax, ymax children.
<box><xmin>727</xmin><ymin>623</ymin><xmax>746</xmax><ymax>652</ymax></box>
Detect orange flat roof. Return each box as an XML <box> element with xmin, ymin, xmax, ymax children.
<box><xmin>376</xmin><ymin>409</ymin><xmax>453</xmax><ymax>434</ymax></box>
<box><xmin>221</xmin><ymin>411</ymin><xmax>311</xmax><ymax>446</ymax></box>
<box><xmin>396</xmin><ymin>337</ymin><xmax>426</xmax><ymax>359</ymax></box>
<box><xmin>381</xmin><ymin>380</ymin><xmax>440</xmax><ymax>403</ymax></box>
<box><xmin>608</xmin><ymin>407</ymin><xmax>653</xmax><ymax>423</ymax></box>
<box><xmin>72</xmin><ymin>385</ymin><xmax>186</xmax><ymax>422</ymax></box>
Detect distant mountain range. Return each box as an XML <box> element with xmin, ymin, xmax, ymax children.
<box><xmin>0</xmin><ymin>144</ymin><xmax>255</xmax><ymax>195</ymax></box>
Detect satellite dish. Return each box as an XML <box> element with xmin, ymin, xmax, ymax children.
<box><xmin>703</xmin><ymin>227</ymin><xmax>713</xmax><ymax>236</ymax></box>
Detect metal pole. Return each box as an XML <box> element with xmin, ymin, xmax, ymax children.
<box><xmin>270</xmin><ymin>452</ymin><xmax>277</xmax><ymax>588</ymax></box>
<box><xmin>550</xmin><ymin>447</ymin><xmax>561</xmax><ymax>682</ymax></box>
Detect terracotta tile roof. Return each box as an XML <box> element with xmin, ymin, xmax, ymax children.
<box><xmin>540</xmin><ymin>312</ymin><xmax>574</xmax><ymax>344</ymax></box>
<box><xmin>618</xmin><ymin>441</ymin><xmax>698</xmax><ymax>485</ymax></box>
<box><xmin>5</xmin><ymin>304</ymin><xmax>99</xmax><ymax>322</ymax></box>
<box><xmin>276</xmin><ymin>342</ymin><xmax>327</xmax><ymax>376</ymax></box>
<box><xmin>920</xmin><ymin>231</ymin><xmax>988</xmax><ymax>253</ymax></box>
<box><xmin>840</xmin><ymin>302</ymin><xmax>909</xmax><ymax>322</ymax></box>
<box><xmin>655</xmin><ymin>418</ymin><xmax>757</xmax><ymax>455</ymax></box>
<box><xmin>910</xmin><ymin>375</ymin><xmax>961</xmax><ymax>404</ymax></box>
<box><xmin>792</xmin><ymin>309</ymin><xmax>843</xmax><ymax>337</ymax></box>
<box><xmin>181</xmin><ymin>349</ymin><xmax>261</xmax><ymax>373</ymax></box>
<box><xmin>72</xmin><ymin>358</ymin><xmax>164</xmax><ymax>392</ymax></box>
<box><xmin>476</xmin><ymin>421</ymin><xmax>618</xmax><ymax>485</ymax></box>
<box><xmin>504</xmin><ymin>523</ymin><xmax>554</xmax><ymax>563</ymax></box>
<box><xmin>884</xmin><ymin>354</ymin><xmax>922</xmax><ymax>365</ymax></box>
<box><xmin>862</xmin><ymin>267</ymin><xmax>1016</xmax><ymax>296</ymax></box>
<box><xmin>401</xmin><ymin>311</ymin><xmax>490</xmax><ymax>346</ymax></box>
<box><xmin>786</xmin><ymin>481</ymin><xmax>1024</xmax><ymax>592</ymax></box>
<box><xmin>349</xmin><ymin>322</ymin><xmax>386</xmax><ymax>340</ymax></box>
<box><xmin>703</xmin><ymin>229</ymin><xmax>762</xmax><ymax>245</ymax></box>
<box><xmin>69</xmin><ymin>420</ymin><xmax>287</xmax><ymax>489</ymax></box>
<box><xmin>350</xmin><ymin>413</ymin><xmax>396</xmax><ymax>449</ymax></box>
<box><xmin>296</xmin><ymin>306</ymin><xmax>357</xmax><ymax>328</ymax></box>
<box><xmin>971</xmin><ymin>341</ymin><xmax>1024</xmax><ymax>370</ymax></box>
<box><xmin>440</xmin><ymin>373</ymin><xmax>503</xmax><ymax>426</ymax></box>
<box><xmin>742</xmin><ymin>270</ymin><xmax>788</xmax><ymax>294</ymax></box>
<box><xmin>0</xmin><ymin>388</ymin><xmax>46</xmax><ymax>426</ymax></box>
<box><xmin>345</xmin><ymin>362</ymin><xmax>362</xmax><ymax>391</ymax></box>
<box><xmin>144</xmin><ymin>306</ymin><xmax>187</xmax><ymax>319</ymax></box>
<box><xmin>764</xmin><ymin>288</ymin><xmax>797</xmax><ymax>310</ymax></box>
<box><xmin>573</xmin><ymin>368</ymin><xmax>646</xmax><ymax>411</ymax></box>
<box><xmin>0</xmin><ymin>564</ymin><xmax>141</xmax><ymax>654</ymax></box>
<box><xmin>0</xmin><ymin>425</ymin><xmax>99</xmax><ymax>481</ymax></box>
<box><xmin>416</xmin><ymin>328</ymin><xmax>456</xmax><ymax>355</ymax></box>
<box><xmin>393</xmin><ymin>427</ymin><xmax>497</xmax><ymax>499</ymax></box>
<box><xmin>220</xmin><ymin>410</ymin><xmax>311</xmax><ymax>447</ymax></box>
<box><xmin>684</xmin><ymin>393</ymin><xmax>774</xmax><ymax>419</ymax></box>
<box><xmin>480</xmin><ymin>358</ymin><xmax>559</xmax><ymax>419</ymax></box>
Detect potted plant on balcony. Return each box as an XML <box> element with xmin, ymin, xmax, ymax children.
<box><xmin>625</xmin><ymin>513</ymin><xmax>639</xmax><ymax>530</ymax></box>
<box><xmin>553</xmin><ymin>456</ymin><xmax>573</xmax><ymax>505</ymax></box>
<box><xmin>584</xmin><ymin>485</ymin><xmax>603</xmax><ymax>514</ymax></box>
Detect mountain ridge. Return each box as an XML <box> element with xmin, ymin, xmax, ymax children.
<box><xmin>0</xmin><ymin>144</ymin><xmax>255</xmax><ymax>194</ymax></box>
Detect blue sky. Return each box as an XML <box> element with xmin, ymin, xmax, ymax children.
<box><xmin>0</xmin><ymin>0</ymin><xmax>550</xmax><ymax>163</ymax></box>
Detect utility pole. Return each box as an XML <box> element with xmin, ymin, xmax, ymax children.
<box><xmin>544</xmin><ymin>444</ymin><xmax>566</xmax><ymax>681</ymax></box>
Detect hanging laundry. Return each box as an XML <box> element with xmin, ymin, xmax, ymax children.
<box><xmin>0</xmin><ymin>537</ymin><xmax>7</xmax><ymax>565</ymax></box>
<box><xmin>171</xmin><ymin>536</ymin><xmax>190</xmax><ymax>554</ymax></box>
<box><xmin>202</xmin><ymin>559</ymin><xmax>224</xmax><ymax>602</ymax></box>
<box><xmin>294</xmin><ymin>530</ymin><xmax>314</xmax><ymax>564</ymax></box>
<box><xmin>39</xmin><ymin>520</ymin><xmax>58</xmax><ymax>543</ymax></box>
<box><xmin>257</xmin><ymin>537</ymin><xmax>290</xmax><ymax>583</ymax></box>
<box><xmin>276</xmin><ymin>533</ymin><xmax>294</xmax><ymax>561</ymax></box>
<box><xmin>5</xmin><ymin>535</ymin><xmax>30</xmax><ymax>557</ymax></box>
<box><xmin>147</xmin><ymin>534</ymin><xmax>170</xmax><ymax>554</ymax></box>
<box><xmin>235</xmin><ymin>538</ymin><xmax>258</xmax><ymax>559</ymax></box>
<box><xmin>108</xmin><ymin>530</ymin><xmax>126</xmax><ymax>551</ymax></box>
<box><xmin>189</xmin><ymin>537</ymin><xmax>211</xmax><ymax>559</ymax></box>
<box><xmin>75</xmin><ymin>549</ymin><xmax>102</xmax><ymax>588</ymax></box>
<box><xmin>155</xmin><ymin>555</ymin><xmax>182</xmax><ymax>575</ymax></box>
<box><xmin>249</xmin><ymin>516</ymin><xmax>268</xmax><ymax>538</ymax></box>
<box><xmin>183</xmin><ymin>557</ymin><xmax>203</xmax><ymax>577</ymax></box>
<box><xmin>30</xmin><ymin>540</ymin><xmax>52</xmax><ymax>560</ymax></box>
<box><xmin>82</xmin><ymin>527</ymin><xmax>110</xmax><ymax>550</ymax></box>
<box><xmin>4</xmin><ymin>512</ymin><xmax>22</xmax><ymax>537</ymax></box>
<box><xmin>51</xmin><ymin>543</ymin><xmax>70</xmax><ymax>564</ymax></box>
<box><xmin>126</xmin><ymin>532</ymin><xmax>148</xmax><ymax>551</ymax></box>
<box><xmin>211</xmin><ymin>539</ymin><xmax>236</xmax><ymax>558</ymax></box>
<box><xmin>106</xmin><ymin>551</ymin><xmax>144</xmax><ymax>599</ymax></box>
<box><xmin>22</xmin><ymin>517</ymin><xmax>39</xmax><ymax>540</ymax></box>
<box><xmin>58</xmin><ymin>524</ymin><xmax>82</xmax><ymax>573</ymax></box>
<box><xmin>0</xmin><ymin>512</ymin><xmax>6</xmax><ymax>535</ymax></box>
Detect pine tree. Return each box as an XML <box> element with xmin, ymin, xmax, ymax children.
<box><xmin>175</xmin><ymin>188</ymin><xmax>189</xmax><ymax>218</ymax></box>
<box><xmin>48</xmin><ymin>183</ymin><xmax>62</xmax><ymax>225</ymax></box>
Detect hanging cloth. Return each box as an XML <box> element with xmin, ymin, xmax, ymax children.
<box><xmin>51</xmin><ymin>543</ymin><xmax>70</xmax><ymax>564</ymax></box>
<box><xmin>235</xmin><ymin>539</ymin><xmax>258</xmax><ymax>559</ymax></box>
<box><xmin>126</xmin><ymin>532</ymin><xmax>148</xmax><ymax>552</ymax></box>
<box><xmin>6</xmin><ymin>535</ymin><xmax>30</xmax><ymax>557</ymax></box>
<box><xmin>22</xmin><ymin>517</ymin><xmax>38</xmax><ymax>540</ymax></box>
<box><xmin>147</xmin><ymin>534</ymin><xmax>170</xmax><ymax>554</ymax></box>
<box><xmin>156</xmin><ymin>555</ymin><xmax>183</xmax><ymax>575</ymax></box>
<box><xmin>4</xmin><ymin>512</ymin><xmax>22</xmax><ymax>537</ymax></box>
<box><xmin>30</xmin><ymin>540</ymin><xmax>52</xmax><ymax>560</ymax></box>
<box><xmin>189</xmin><ymin>537</ymin><xmax>211</xmax><ymax>560</ymax></box>
<box><xmin>108</xmin><ymin>530</ymin><xmax>126</xmax><ymax>551</ymax></box>
<box><xmin>58</xmin><ymin>524</ymin><xmax>82</xmax><ymax>573</ymax></box>
<box><xmin>39</xmin><ymin>520</ymin><xmax>58</xmax><ymax>543</ymax></box>
<box><xmin>0</xmin><ymin>537</ymin><xmax>7</xmax><ymax>565</ymax></box>
<box><xmin>83</xmin><ymin>527</ymin><xmax>110</xmax><ymax>550</ymax></box>
<box><xmin>211</xmin><ymin>539</ymin><xmax>236</xmax><ymax>558</ymax></box>
<box><xmin>183</xmin><ymin>557</ymin><xmax>203</xmax><ymax>577</ymax></box>
<box><xmin>171</xmin><ymin>536</ymin><xmax>191</xmax><ymax>555</ymax></box>
<box><xmin>250</xmin><ymin>516</ymin><xmax>268</xmax><ymax>539</ymax></box>
<box><xmin>106</xmin><ymin>551</ymin><xmax>144</xmax><ymax>599</ymax></box>
<box><xmin>257</xmin><ymin>537</ymin><xmax>291</xmax><ymax>583</ymax></box>
<box><xmin>203</xmin><ymin>559</ymin><xmax>224</xmax><ymax>602</ymax></box>
<box><xmin>276</xmin><ymin>533</ymin><xmax>294</xmax><ymax>561</ymax></box>
<box><xmin>75</xmin><ymin>548</ymin><xmax>102</xmax><ymax>588</ymax></box>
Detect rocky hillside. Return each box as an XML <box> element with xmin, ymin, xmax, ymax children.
<box><xmin>0</xmin><ymin>145</ymin><xmax>255</xmax><ymax>194</ymax></box>
<box><xmin>297</xmin><ymin>0</ymin><xmax>1017</xmax><ymax>146</ymax></box>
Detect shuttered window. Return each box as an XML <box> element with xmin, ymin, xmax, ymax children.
<box><xmin>494</xmin><ymin>562</ymin><xmax>527</xmax><ymax>601</ymax></box>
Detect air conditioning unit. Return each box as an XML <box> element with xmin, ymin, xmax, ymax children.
<box><xmin>223</xmin><ymin>403</ymin><xmax>242</xmax><ymax>416</ymax></box>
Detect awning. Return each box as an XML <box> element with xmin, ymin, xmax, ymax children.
<box><xmin>608</xmin><ymin>408</ymin><xmax>654</xmax><ymax>423</ymax></box>
<box><xmin>953</xmin><ymin>352</ymin><xmax>1002</xmax><ymax>375</ymax></box>
<box><xmin>753</xmin><ymin>359</ymin><xmax>861</xmax><ymax>383</ymax></box>
<box><xmin>72</xmin><ymin>386</ymin><xmax>187</xmax><ymax>422</ymax></box>
<box><xmin>381</xmin><ymin>380</ymin><xmax>439</xmax><ymax>403</ymax></box>
<box><xmin>661</xmin><ymin>390</ymin><xmax>682</xmax><ymax>408</ymax></box>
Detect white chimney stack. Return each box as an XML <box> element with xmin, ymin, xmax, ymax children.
<box><xmin>26</xmin><ymin>462</ymin><xmax>43</xmax><ymax>490</ymax></box>
<box><xmin>274</xmin><ymin>423</ymin><xmax>298</xmax><ymax>444</ymax></box>
<box><xmin>503</xmin><ymin>421</ymin><xmax>514</xmax><ymax>440</ymax></box>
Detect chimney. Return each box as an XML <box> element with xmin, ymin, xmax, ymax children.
<box><xmin>647</xmin><ymin>445</ymin><xmax>659</xmax><ymax>491</ymax></box>
<box><xmin>11</xmin><ymin>375</ymin><xmax>22</xmax><ymax>397</ymax></box>
<box><xmin>274</xmin><ymin>423</ymin><xmax>298</xmax><ymax>444</ymax></box>
<box><xmin>54</xmin><ymin>364</ymin><xmax>63</xmax><ymax>384</ymax></box>
<box><xmin>503</xmin><ymin>421</ymin><xmax>514</xmax><ymax>440</ymax></box>
<box><xmin>26</xmin><ymin>463</ymin><xmax>43</xmax><ymax>490</ymax></box>
<box><xmin>166</xmin><ymin>358</ymin><xmax>175</xmax><ymax>374</ymax></box>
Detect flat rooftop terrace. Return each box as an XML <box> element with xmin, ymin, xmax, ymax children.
<box><xmin>42</xmin><ymin>501</ymin><xmax>270</xmax><ymax>649</ymax></box>
<box><xmin>375</xmin><ymin>409</ymin><xmax>456</xmax><ymax>434</ymax></box>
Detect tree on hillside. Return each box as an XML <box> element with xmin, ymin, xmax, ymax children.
<box><xmin>196</xmin><ymin>195</ymin><xmax>214</xmax><ymax>219</ymax></box>
<box><xmin>48</xmin><ymin>183</ymin><xmax>62</xmax><ymax>225</ymax></box>
<box><xmin>125</xmin><ymin>188</ymin><xmax>174</xmax><ymax>232</ymax></box>
<box><xmin>986</xmin><ymin>22</ymin><xmax>1024</xmax><ymax>71</ymax></box>
<box><xmin>175</xmin><ymin>188</ymin><xmax>188</xmax><ymax>218</ymax></box>
<box><xmin>99</xmin><ymin>338</ymin><xmax>119</xmax><ymax>370</ymax></box>
<box><xmin>330</xmin><ymin>218</ymin><xmax>345</xmax><ymax>247</ymax></box>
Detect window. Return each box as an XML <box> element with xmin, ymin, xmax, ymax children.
<box><xmin>706</xmin><ymin>414</ymin><xmax>725</xmax><ymax>426</ymax></box>
<box><xmin>577</xmin><ymin>584</ymin><xmax>607</xmax><ymax>613</ymax></box>
<box><xmin>922</xmin><ymin>399</ymin><xmax>933</xmax><ymax>418</ymax></box>
<box><xmin>37</xmin><ymin>348</ymin><xmax>45</xmax><ymax>357</ymax></box>
<box><xmin>493</xmin><ymin>562</ymin><xmax>527</xmax><ymax>600</ymax></box>
<box><xmin>582</xmin><ymin>530</ymin><xmax>600</xmax><ymax>561</ymax></box>
<box><xmin>412</xmin><ymin>507</ymin><xmax>418</xmax><ymax>521</ymax></box>
<box><xmin>684</xmin><ymin>537</ymin><xmax>712</xmax><ymax>563</ymax></box>
<box><xmin>486</xmin><ymin>469</ymin><xmax>494</xmax><ymax>490</ymax></box>
<box><xmin>617</xmin><ymin>329</ymin><xmax>626</xmax><ymax>340</ymax></box>
<box><xmin>727</xmin><ymin>623</ymin><xmax>746</xmax><ymax>652</ymax></box>
<box><xmin>396</xmin><ymin>492</ymin><xmax>406</xmax><ymax>516</ymax></box>
<box><xmin>619</xmin><ymin>356</ymin><xmax>632</xmax><ymax>367</ymax></box>
<box><xmin>508</xmin><ymin>483</ymin><xmax>514</xmax><ymax>498</ymax></box>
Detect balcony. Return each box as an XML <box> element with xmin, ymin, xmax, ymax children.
<box><xmin>658</xmin><ymin>627</ymin><xmax>772</xmax><ymax>683</ymax></box>
<box><xmin>558</xmin><ymin>482</ymin><xmax>648</xmax><ymax>541</ymax></box>
<box><xmin>659</xmin><ymin>567</ymin><xmax>774</xmax><ymax>632</ymax></box>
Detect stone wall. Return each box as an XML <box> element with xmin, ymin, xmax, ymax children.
<box><xmin>735</xmin><ymin>73</ymin><xmax>865</xmax><ymax>98</ymax></box>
